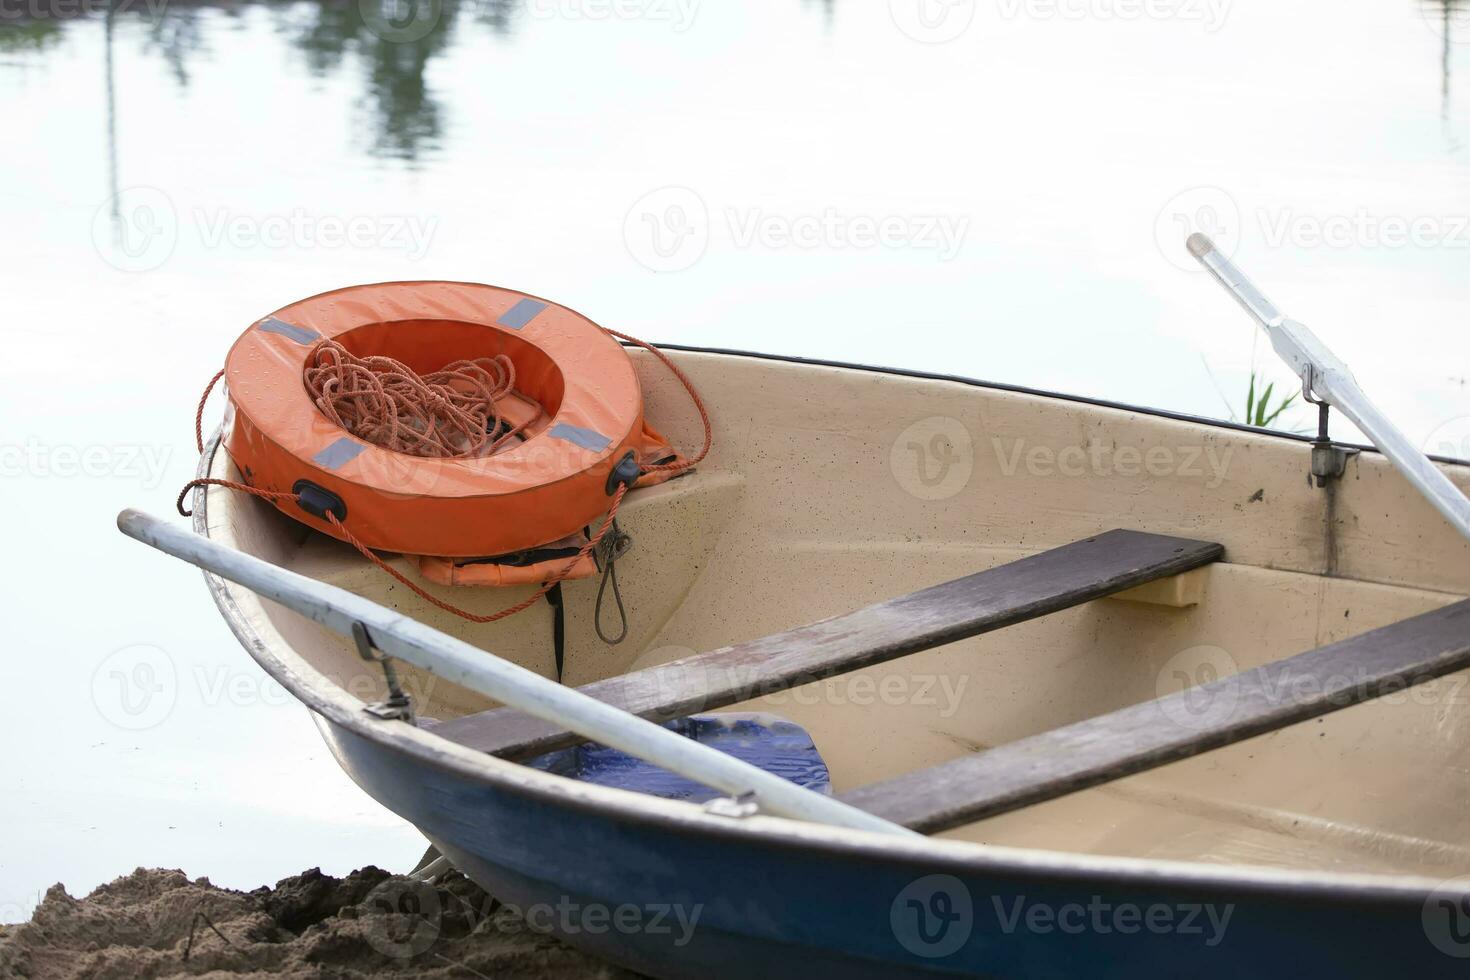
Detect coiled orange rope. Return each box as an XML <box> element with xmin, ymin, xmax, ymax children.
<box><xmin>180</xmin><ymin>330</ymin><xmax>711</xmax><ymax>625</ymax></box>
<box><xmin>304</xmin><ymin>340</ymin><xmax>529</xmax><ymax>459</ymax></box>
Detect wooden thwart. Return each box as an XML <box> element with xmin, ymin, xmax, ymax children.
<box><xmin>427</xmin><ymin>529</ymin><xmax>1224</xmax><ymax>759</ymax></box>
<box><xmin>839</xmin><ymin>599</ymin><xmax>1470</xmax><ymax>834</ymax></box>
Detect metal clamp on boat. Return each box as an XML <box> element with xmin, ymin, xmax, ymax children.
<box><xmin>351</xmin><ymin>621</ymin><xmax>414</xmax><ymax>724</ymax></box>
<box><xmin>1189</xmin><ymin>233</ymin><xmax>1470</xmax><ymax>540</ymax></box>
<box><xmin>1299</xmin><ymin>365</ymin><xmax>1359</xmax><ymax>487</ymax></box>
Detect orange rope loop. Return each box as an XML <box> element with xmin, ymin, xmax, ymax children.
<box><xmin>195</xmin><ymin>369</ymin><xmax>225</xmax><ymax>454</ymax></box>
<box><xmin>302</xmin><ymin>339</ymin><xmax>527</xmax><ymax>459</ymax></box>
<box><xmin>178</xmin><ymin>475</ymin><xmax>627</xmax><ymax>623</ymax></box>
<box><xmin>177</xmin><ymin>477</ymin><xmax>297</xmax><ymax>518</ymax></box>
<box><xmin>604</xmin><ymin>329</ymin><xmax>712</xmax><ymax>477</ymax></box>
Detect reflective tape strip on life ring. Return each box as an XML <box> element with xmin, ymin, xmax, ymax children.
<box><xmin>223</xmin><ymin>281</ymin><xmax>652</xmax><ymax>558</ymax></box>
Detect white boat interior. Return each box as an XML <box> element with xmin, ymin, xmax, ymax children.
<box><xmin>201</xmin><ymin>347</ymin><xmax>1470</xmax><ymax>881</ymax></box>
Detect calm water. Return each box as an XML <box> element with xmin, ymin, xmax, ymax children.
<box><xmin>2</xmin><ymin>0</ymin><xmax>1468</xmax><ymax>921</ymax></box>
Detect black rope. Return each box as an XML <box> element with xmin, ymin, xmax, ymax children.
<box><xmin>546</xmin><ymin>582</ymin><xmax>566</xmax><ymax>682</ymax></box>
<box><xmin>594</xmin><ymin>519</ymin><xmax>630</xmax><ymax>645</ymax></box>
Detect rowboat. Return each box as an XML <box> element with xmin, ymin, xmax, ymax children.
<box><xmin>123</xmin><ymin>241</ymin><xmax>1470</xmax><ymax>977</ymax></box>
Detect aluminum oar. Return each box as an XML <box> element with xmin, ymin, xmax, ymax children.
<box><xmin>117</xmin><ymin>508</ymin><xmax>917</xmax><ymax>838</ymax></box>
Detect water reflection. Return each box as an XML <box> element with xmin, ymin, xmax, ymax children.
<box><xmin>7</xmin><ymin>0</ymin><xmax>526</xmax><ymax>160</ymax></box>
<box><xmin>801</xmin><ymin>0</ymin><xmax>834</xmax><ymax>31</ymax></box>
<box><xmin>141</xmin><ymin>1</ymin><xmax>206</xmax><ymax>84</ymax></box>
<box><xmin>4</xmin><ymin>0</ymin><xmax>1463</xmax><ymax>162</ymax></box>
<box><xmin>0</xmin><ymin>15</ymin><xmax>63</xmax><ymax>51</ymax></box>
<box><xmin>11</xmin><ymin>0</ymin><xmax>801</xmax><ymax>160</ymax></box>
<box><xmin>1422</xmin><ymin>0</ymin><xmax>1466</xmax><ymax>129</ymax></box>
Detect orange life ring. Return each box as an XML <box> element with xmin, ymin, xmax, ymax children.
<box><xmin>222</xmin><ymin>281</ymin><xmax>679</xmax><ymax>559</ymax></box>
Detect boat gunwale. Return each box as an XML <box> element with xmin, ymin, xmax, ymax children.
<box><xmin>191</xmin><ymin>348</ymin><xmax>1469</xmax><ymax>905</ymax></box>
<box><xmin>637</xmin><ymin>342</ymin><xmax>1470</xmax><ymax>468</ymax></box>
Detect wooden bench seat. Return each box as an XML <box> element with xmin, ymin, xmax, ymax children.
<box><xmin>426</xmin><ymin>529</ymin><xmax>1224</xmax><ymax>759</ymax></box>
<box><xmin>839</xmin><ymin>599</ymin><xmax>1470</xmax><ymax>833</ymax></box>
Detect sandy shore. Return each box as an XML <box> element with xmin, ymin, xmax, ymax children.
<box><xmin>0</xmin><ymin>866</ymin><xmax>641</xmax><ymax>979</ymax></box>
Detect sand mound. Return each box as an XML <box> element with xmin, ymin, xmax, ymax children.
<box><xmin>0</xmin><ymin>866</ymin><xmax>640</xmax><ymax>979</ymax></box>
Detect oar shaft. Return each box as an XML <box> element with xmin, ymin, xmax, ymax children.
<box><xmin>1187</xmin><ymin>232</ymin><xmax>1285</xmax><ymax>328</ymax></box>
<box><xmin>117</xmin><ymin>509</ymin><xmax>915</xmax><ymax>838</ymax></box>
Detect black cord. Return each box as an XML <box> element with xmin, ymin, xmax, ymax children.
<box><xmin>546</xmin><ymin>582</ymin><xmax>566</xmax><ymax>681</ymax></box>
<box><xmin>594</xmin><ymin>519</ymin><xmax>630</xmax><ymax>645</ymax></box>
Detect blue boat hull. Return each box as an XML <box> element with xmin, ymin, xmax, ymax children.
<box><xmin>319</xmin><ymin>717</ymin><xmax>1464</xmax><ymax>979</ymax></box>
